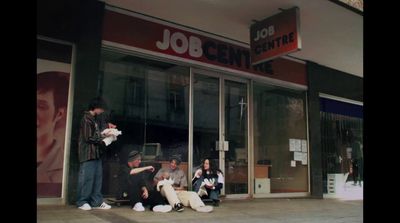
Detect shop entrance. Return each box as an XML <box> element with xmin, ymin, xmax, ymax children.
<box><xmin>99</xmin><ymin>49</ymin><xmax>250</xmax><ymax>197</ymax></box>
<box><xmin>192</xmin><ymin>69</ymin><xmax>249</xmax><ymax>197</ymax></box>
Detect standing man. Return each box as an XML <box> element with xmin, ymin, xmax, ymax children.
<box><xmin>76</xmin><ymin>97</ymin><xmax>116</xmax><ymax>210</ymax></box>
<box><xmin>154</xmin><ymin>155</ymin><xmax>213</xmax><ymax>212</ymax></box>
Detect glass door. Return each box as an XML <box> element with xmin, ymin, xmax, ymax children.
<box><xmin>192</xmin><ymin>69</ymin><xmax>248</xmax><ymax>196</ymax></box>
<box><xmin>192</xmin><ymin>73</ymin><xmax>220</xmax><ymax>174</ymax></box>
<box><xmin>222</xmin><ymin>79</ymin><xmax>248</xmax><ymax>195</ymax></box>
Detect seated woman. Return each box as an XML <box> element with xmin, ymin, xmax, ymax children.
<box><xmin>192</xmin><ymin>158</ymin><xmax>224</xmax><ymax>206</ymax></box>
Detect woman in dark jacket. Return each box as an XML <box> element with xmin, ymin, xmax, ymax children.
<box><xmin>192</xmin><ymin>158</ymin><xmax>224</xmax><ymax>206</ymax></box>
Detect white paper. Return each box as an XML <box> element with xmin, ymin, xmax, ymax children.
<box><xmin>289</xmin><ymin>139</ymin><xmax>296</xmax><ymax>151</ymax></box>
<box><xmin>346</xmin><ymin>147</ymin><xmax>352</xmax><ymax>159</ymax></box>
<box><xmin>301</xmin><ymin>140</ymin><xmax>307</xmax><ymax>152</ymax></box>
<box><xmin>294</xmin><ymin>152</ymin><xmax>303</xmax><ymax>161</ymax></box>
<box><xmin>301</xmin><ymin>153</ymin><xmax>308</xmax><ymax>165</ymax></box>
<box><xmin>291</xmin><ymin>160</ymin><xmax>296</xmax><ymax>167</ymax></box>
<box><xmin>223</xmin><ymin>141</ymin><xmax>229</xmax><ymax>151</ymax></box>
<box><xmin>294</xmin><ymin>139</ymin><xmax>302</xmax><ymax>151</ymax></box>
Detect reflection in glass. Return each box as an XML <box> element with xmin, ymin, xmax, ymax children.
<box><xmin>99</xmin><ymin>50</ymin><xmax>189</xmax><ymax>196</ymax></box>
<box><xmin>192</xmin><ymin>74</ymin><xmax>219</xmax><ymax>171</ymax></box>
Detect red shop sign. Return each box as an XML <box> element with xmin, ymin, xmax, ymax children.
<box><xmin>102</xmin><ymin>8</ymin><xmax>306</xmax><ymax>86</ymax></box>
<box><xmin>250</xmin><ymin>7</ymin><xmax>302</xmax><ymax>65</ymax></box>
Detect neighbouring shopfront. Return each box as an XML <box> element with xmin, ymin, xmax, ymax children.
<box><xmin>320</xmin><ymin>96</ymin><xmax>363</xmax><ymax>194</ymax></box>
<box><xmin>307</xmin><ymin>61</ymin><xmax>363</xmax><ymax>198</ymax></box>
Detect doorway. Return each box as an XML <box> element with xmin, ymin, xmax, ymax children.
<box><xmin>192</xmin><ymin>69</ymin><xmax>249</xmax><ymax>196</ymax></box>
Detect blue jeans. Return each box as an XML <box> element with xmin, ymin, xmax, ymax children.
<box><xmin>76</xmin><ymin>159</ymin><xmax>103</xmax><ymax>207</ymax></box>
<box><xmin>193</xmin><ymin>176</ymin><xmax>219</xmax><ymax>200</ymax></box>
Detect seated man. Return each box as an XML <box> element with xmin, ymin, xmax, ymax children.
<box><xmin>122</xmin><ymin>150</ymin><xmax>172</xmax><ymax>212</ymax></box>
<box><xmin>192</xmin><ymin>158</ymin><xmax>224</xmax><ymax>206</ymax></box>
<box><xmin>153</xmin><ymin>156</ymin><xmax>213</xmax><ymax>213</ymax></box>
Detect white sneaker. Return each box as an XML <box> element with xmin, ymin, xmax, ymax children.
<box><xmin>78</xmin><ymin>203</ymin><xmax>92</xmax><ymax>211</ymax></box>
<box><xmin>93</xmin><ymin>202</ymin><xmax>111</xmax><ymax>210</ymax></box>
<box><xmin>195</xmin><ymin>205</ymin><xmax>213</xmax><ymax>213</ymax></box>
<box><xmin>133</xmin><ymin>202</ymin><xmax>145</xmax><ymax>212</ymax></box>
<box><xmin>152</xmin><ymin>204</ymin><xmax>172</xmax><ymax>213</ymax></box>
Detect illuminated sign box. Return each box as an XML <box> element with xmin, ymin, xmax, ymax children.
<box><xmin>250</xmin><ymin>7</ymin><xmax>301</xmax><ymax>65</ymax></box>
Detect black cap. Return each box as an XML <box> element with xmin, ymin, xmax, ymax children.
<box><xmin>128</xmin><ymin>150</ymin><xmax>141</xmax><ymax>162</ymax></box>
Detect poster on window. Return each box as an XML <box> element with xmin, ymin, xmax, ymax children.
<box><xmin>294</xmin><ymin>152</ymin><xmax>303</xmax><ymax>161</ymax></box>
<box><xmin>301</xmin><ymin>152</ymin><xmax>308</xmax><ymax>165</ymax></box>
<box><xmin>37</xmin><ymin>39</ymin><xmax>72</xmax><ymax>198</ymax></box>
<box><xmin>301</xmin><ymin>140</ymin><xmax>307</xmax><ymax>152</ymax></box>
<box><xmin>289</xmin><ymin>138</ymin><xmax>295</xmax><ymax>151</ymax></box>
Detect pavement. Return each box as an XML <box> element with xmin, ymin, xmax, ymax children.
<box><xmin>324</xmin><ymin>180</ymin><xmax>363</xmax><ymax>201</ymax></box>
<box><xmin>37</xmin><ymin>196</ymin><xmax>363</xmax><ymax>223</ymax></box>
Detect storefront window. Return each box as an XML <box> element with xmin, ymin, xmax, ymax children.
<box><xmin>253</xmin><ymin>83</ymin><xmax>308</xmax><ymax>194</ymax></box>
<box><xmin>224</xmin><ymin>80</ymin><xmax>248</xmax><ymax>194</ymax></box>
<box><xmin>99</xmin><ymin>50</ymin><xmax>189</xmax><ymax>196</ymax></box>
<box><xmin>320</xmin><ymin>98</ymin><xmax>363</xmax><ymax>193</ymax></box>
<box><xmin>193</xmin><ymin>74</ymin><xmax>220</xmax><ymax>168</ymax></box>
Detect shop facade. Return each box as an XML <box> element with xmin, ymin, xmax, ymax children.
<box><xmin>37</xmin><ymin>0</ymin><xmax>362</xmax><ymax>205</ymax></box>
<box><xmin>307</xmin><ymin>62</ymin><xmax>363</xmax><ymax>197</ymax></box>
<box><xmin>97</xmin><ymin>5</ymin><xmax>309</xmax><ymax>199</ymax></box>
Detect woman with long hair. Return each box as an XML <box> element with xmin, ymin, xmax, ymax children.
<box><xmin>192</xmin><ymin>158</ymin><xmax>224</xmax><ymax>206</ymax></box>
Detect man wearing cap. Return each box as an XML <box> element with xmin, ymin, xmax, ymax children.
<box><xmin>154</xmin><ymin>155</ymin><xmax>213</xmax><ymax>213</ymax></box>
<box><xmin>76</xmin><ymin>97</ymin><xmax>117</xmax><ymax>211</ymax></box>
<box><xmin>123</xmin><ymin>150</ymin><xmax>172</xmax><ymax>212</ymax></box>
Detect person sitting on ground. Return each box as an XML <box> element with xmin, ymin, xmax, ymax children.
<box><xmin>153</xmin><ymin>155</ymin><xmax>213</xmax><ymax>213</ymax></box>
<box><xmin>123</xmin><ymin>150</ymin><xmax>172</xmax><ymax>213</ymax></box>
<box><xmin>192</xmin><ymin>158</ymin><xmax>224</xmax><ymax>206</ymax></box>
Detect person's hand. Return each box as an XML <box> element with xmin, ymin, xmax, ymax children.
<box><xmin>101</xmin><ymin>129</ymin><xmax>112</xmax><ymax>137</ymax></box>
<box><xmin>146</xmin><ymin>166</ymin><xmax>155</xmax><ymax>172</ymax></box>
<box><xmin>102</xmin><ymin>128</ymin><xmax>121</xmax><ymax>138</ymax></box>
<box><xmin>174</xmin><ymin>186</ymin><xmax>184</xmax><ymax>191</ymax></box>
<box><xmin>142</xmin><ymin>188</ymin><xmax>149</xmax><ymax>199</ymax></box>
<box><xmin>195</xmin><ymin>169</ymin><xmax>202</xmax><ymax>178</ymax></box>
<box><xmin>108</xmin><ymin>123</ymin><xmax>117</xmax><ymax>129</ymax></box>
<box><xmin>205</xmin><ymin>182</ymin><xmax>214</xmax><ymax>189</ymax></box>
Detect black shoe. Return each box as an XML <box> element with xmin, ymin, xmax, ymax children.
<box><xmin>174</xmin><ymin>203</ymin><xmax>184</xmax><ymax>212</ymax></box>
<box><xmin>212</xmin><ymin>200</ymin><xmax>219</xmax><ymax>207</ymax></box>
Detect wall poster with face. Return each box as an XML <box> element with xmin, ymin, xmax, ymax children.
<box><xmin>37</xmin><ymin>38</ymin><xmax>72</xmax><ymax>198</ymax></box>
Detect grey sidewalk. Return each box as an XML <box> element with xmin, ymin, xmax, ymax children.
<box><xmin>37</xmin><ymin>198</ymin><xmax>363</xmax><ymax>223</ymax></box>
